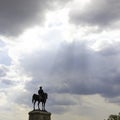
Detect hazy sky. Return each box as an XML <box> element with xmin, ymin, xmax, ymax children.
<box><xmin>0</xmin><ymin>0</ymin><xmax>120</xmax><ymax>120</ymax></box>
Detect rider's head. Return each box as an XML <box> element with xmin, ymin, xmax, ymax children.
<box><xmin>40</xmin><ymin>86</ymin><xmax>42</xmax><ymax>89</ymax></box>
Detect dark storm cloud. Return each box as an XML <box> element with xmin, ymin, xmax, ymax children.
<box><xmin>17</xmin><ymin>41</ymin><xmax>120</xmax><ymax>106</ymax></box>
<box><xmin>70</xmin><ymin>0</ymin><xmax>120</xmax><ymax>28</ymax></box>
<box><xmin>0</xmin><ymin>0</ymin><xmax>71</xmax><ymax>36</ymax></box>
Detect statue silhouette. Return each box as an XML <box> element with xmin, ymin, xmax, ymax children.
<box><xmin>32</xmin><ymin>86</ymin><xmax>48</xmax><ymax>111</ymax></box>
<box><xmin>38</xmin><ymin>86</ymin><xmax>44</xmax><ymax>98</ymax></box>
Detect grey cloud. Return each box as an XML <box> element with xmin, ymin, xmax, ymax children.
<box><xmin>70</xmin><ymin>0</ymin><xmax>120</xmax><ymax>29</ymax></box>
<box><xmin>0</xmin><ymin>0</ymin><xmax>71</xmax><ymax>36</ymax></box>
<box><xmin>0</xmin><ymin>40</ymin><xmax>11</xmax><ymax>65</ymax></box>
<box><xmin>14</xmin><ymin>91</ymin><xmax>32</xmax><ymax>107</ymax></box>
<box><xmin>0</xmin><ymin>64</ymin><xmax>18</xmax><ymax>89</ymax></box>
<box><xmin>0</xmin><ymin>40</ymin><xmax>6</xmax><ymax>47</ymax></box>
<box><xmin>0</xmin><ymin>68</ymin><xmax>6</xmax><ymax>77</ymax></box>
<box><xmin>108</xmin><ymin>97</ymin><xmax>120</xmax><ymax>104</ymax></box>
<box><xmin>18</xmin><ymin>41</ymin><xmax>120</xmax><ymax>107</ymax></box>
<box><xmin>1</xmin><ymin>79</ymin><xmax>15</xmax><ymax>86</ymax></box>
<box><xmin>0</xmin><ymin>51</ymin><xmax>11</xmax><ymax>65</ymax></box>
<box><xmin>48</xmin><ymin>94</ymin><xmax>77</xmax><ymax>106</ymax></box>
<box><xmin>98</xmin><ymin>42</ymin><xmax>120</xmax><ymax>56</ymax></box>
<box><xmin>48</xmin><ymin>105</ymin><xmax>69</xmax><ymax>114</ymax></box>
<box><xmin>0</xmin><ymin>0</ymin><xmax>43</xmax><ymax>36</ymax></box>
<box><xmin>0</xmin><ymin>79</ymin><xmax>19</xmax><ymax>90</ymax></box>
<box><xmin>0</xmin><ymin>65</ymin><xmax>8</xmax><ymax>77</ymax></box>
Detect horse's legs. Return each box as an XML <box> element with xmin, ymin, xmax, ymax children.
<box><xmin>38</xmin><ymin>101</ymin><xmax>40</xmax><ymax>110</ymax></box>
<box><xmin>33</xmin><ymin>101</ymin><xmax>35</xmax><ymax>110</ymax></box>
<box><xmin>42</xmin><ymin>102</ymin><xmax>45</xmax><ymax>111</ymax></box>
<box><xmin>44</xmin><ymin>103</ymin><xmax>45</xmax><ymax>111</ymax></box>
<box><xmin>42</xmin><ymin>102</ymin><xmax>43</xmax><ymax>110</ymax></box>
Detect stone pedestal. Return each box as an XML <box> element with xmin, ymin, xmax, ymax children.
<box><xmin>29</xmin><ymin>110</ymin><xmax>51</xmax><ymax>120</ymax></box>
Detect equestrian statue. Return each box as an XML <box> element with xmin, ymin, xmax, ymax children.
<box><xmin>32</xmin><ymin>86</ymin><xmax>48</xmax><ymax>111</ymax></box>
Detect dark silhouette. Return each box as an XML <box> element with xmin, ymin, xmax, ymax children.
<box><xmin>38</xmin><ymin>86</ymin><xmax>44</xmax><ymax>98</ymax></box>
<box><xmin>106</xmin><ymin>112</ymin><xmax>120</xmax><ymax>120</ymax></box>
<box><xmin>32</xmin><ymin>86</ymin><xmax>48</xmax><ymax>111</ymax></box>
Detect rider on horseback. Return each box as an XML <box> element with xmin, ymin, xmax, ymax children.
<box><xmin>38</xmin><ymin>86</ymin><xmax>44</xmax><ymax>99</ymax></box>
<box><xmin>32</xmin><ymin>86</ymin><xmax>48</xmax><ymax>110</ymax></box>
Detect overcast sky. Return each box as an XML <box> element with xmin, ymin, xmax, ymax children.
<box><xmin>0</xmin><ymin>0</ymin><xmax>120</xmax><ymax>120</ymax></box>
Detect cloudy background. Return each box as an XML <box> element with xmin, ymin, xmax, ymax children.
<box><xmin>0</xmin><ymin>0</ymin><xmax>120</xmax><ymax>120</ymax></box>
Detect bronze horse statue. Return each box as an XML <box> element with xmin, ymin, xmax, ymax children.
<box><xmin>32</xmin><ymin>92</ymin><xmax>48</xmax><ymax>111</ymax></box>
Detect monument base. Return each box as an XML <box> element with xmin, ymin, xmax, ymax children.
<box><xmin>29</xmin><ymin>110</ymin><xmax>51</xmax><ymax>120</ymax></box>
